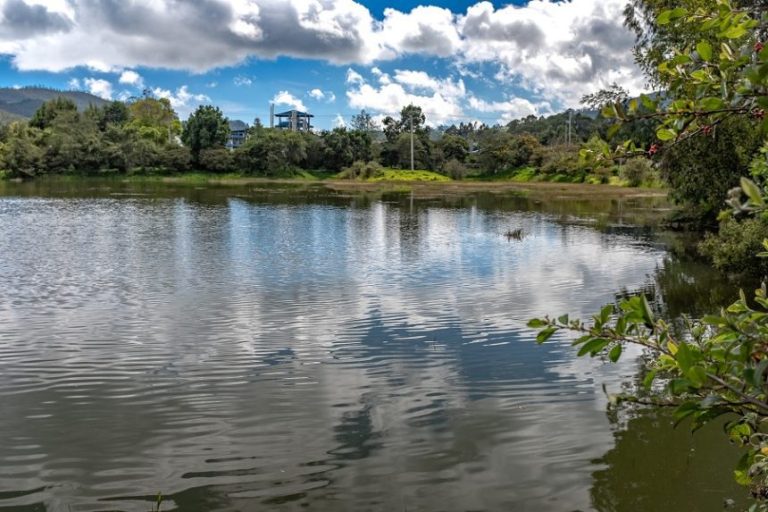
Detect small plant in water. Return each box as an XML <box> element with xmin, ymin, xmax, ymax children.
<box><xmin>150</xmin><ymin>492</ymin><xmax>163</xmax><ymax>512</ymax></box>
<box><xmin>504</xmin><ymin>228</ymin><xmax>524</xmax><ymax>241</ymax></box>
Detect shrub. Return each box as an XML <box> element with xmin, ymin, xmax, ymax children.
<box><xmin>160</xmin><ymin>146</ymin><xmax>192</xmax><ymax>172</ymax></box>
<box><xmin>199</xmin><ymin>148</ymin><xmax>235</xmax><ymax>173</ymax></box>
<box><xmin>340</xmin><ymin>160</ymin><xmax>383</xmax><ymax>180</ymax></box>
<box><xmin>619</xmin><ymin>158</ymin><xmax>655</xmax><ymax>187</ymax></box>
<box><xmin>443</xmin><ymin>159</ymin><xmax>467</xmax><ymax>180</ymax></box>
<box><xmin>699</xmin><ymin>216</ymin><xmax>768</xmax><ymax>276</ymax></box>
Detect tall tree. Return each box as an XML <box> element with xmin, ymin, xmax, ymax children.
<box><xmin>181</xmin><ymin>105</ymin><xmax>230</xmax><ymax>161</ymax></box>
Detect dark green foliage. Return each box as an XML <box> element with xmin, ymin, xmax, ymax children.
<box><xmin>320</xmin><ymin>128</ymin><xmax>372</xmax><ymax>171</ymax></box>
<box><xmin>199</xmin><ymin>148</ymin><xmax>235</xmax><ymax>173</ymax></box>
<box><xmin>477</xmin><ymin>131</ymin><xmax>544</xmax><ymax>173</ymax></box>
<box><xmin>660</xmin><ymin>117</ymin><xmax>761</xmax><ymax>224</ymax></box>
<box><xmin>0</xmin><ymin>123</ymin><xmax>42</xmax><ymax>177</ymax></box>
<box><xmin>29</xmin><ymin>97</ymin><xmax>77</xmax><ymax>129</ymax></box>
<box><xmin>699</xmin><ymin>217</ymin><xmax>768</xmax><ymax>276</ymax></box>
<box><xmin>439</xmin><ymin>134</ymin><xmax>469</xmax><ymax>163</ymax></box>
<box><xmin>234</xmin><ymin>130</ymin><xmax>309</xmax><ymax>176</ymax></box>
<box><xmin>620</xmin><ymin>158</ymin><xmax>656</xmax><ymax>187</ymax></box>
<box><xmin>182</xmin><ymin>105</ymin><xmax>229</xmax><ymax>161</ymax></box>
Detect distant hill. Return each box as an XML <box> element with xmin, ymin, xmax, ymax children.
<box><xmin>0</xmin><ymin>87</ymin><xmax>109</xmax><ymax>122</ymax></box>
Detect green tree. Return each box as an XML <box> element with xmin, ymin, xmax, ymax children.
<box><xmin>128</xmin><ymin>96</ymin><xmax>180</xmax><ymax>146</ymax></box>
<box><xmin>0</xmin><ymin>122</ymin><xmax>43</xmax><ymax>177</ymax></box>
<box><xmin>29</xmin><ymin>97</ymin><xmax>77</xmax><ymax>130</ymax></box>
<box><xmin>439</xmin><ymin>134</ymin><xmax>469</xmax><ymax>163</ymax></box>
<box><xmin>181</xmin><ymin>105</ymin><xmax>230</xmax><ymax>162</ymax></box>
<box><xmin>532</xmin><ymin>2</ymin><xmax>768</xmax><ymax>507</ymax></box>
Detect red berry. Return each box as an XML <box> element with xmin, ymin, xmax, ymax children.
<box><xmin>756</xmin><ymin>41</ymin><xmax>765</xmax><ymax>53</ymax></box>
<box><xmin>648</xmin><ymin>143</ymin><xmax>659</xmax><ymax>156</ymax></box>
<box><xmin>702</xmin><ymin>125</ymin><xmax>713</xmax><ymax>136</ymax></box>
<box><xmin>753</xmin><ymin>108</ymin><xmax>766</xmax><ymax>120</ymax></box>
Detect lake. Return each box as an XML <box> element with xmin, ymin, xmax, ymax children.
<box><xmin>0</xmin><ymin>179</ymin><xmax>750</xmax><ymax>512</ymax></box>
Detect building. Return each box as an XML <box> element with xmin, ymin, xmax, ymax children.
<box><xmin>270</xmin><ymin>106</ymin><xmax>314</xmax><ymax>132</ymax></box>
<box><xmin>227</xmin><ymin>120</ymin><xmax>249</xmax><ymax>149</ymax></box>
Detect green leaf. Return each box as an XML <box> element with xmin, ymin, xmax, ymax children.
<box><xmin>527</xmin><ymin>318</ymin><xmax>548</xmax><ymax>328</ymax></box>
<box><xmin>600</xmin><ymin>304</ymin><xmax>614</xmax><ymax>325</ymax></box>
<box><xmin>557</xmin><ymin>314</ymin><xmax>569</xmax><ymax>325</ymax></box>
<box><xmin>669</xmin><ymin>378</ymin><xmax>691</xmax><ymax>395</ymax></box>
<box><xmin>721</xmin><ymin>25</ymin><xmax>747</xmax><ymax>39</ymax></box>
<box><xmin>657</xmin><ymin>128</ymin><xmax>676</xmax><ymax>141</ymax></box>
<box><xmin>754</xmin><ymin>359</ymin><xmax>768</xmax><ymax>387</ymax></box>
<box><xmin>536</xmin><ymin>326</ymin><xmax>558</xmax><ymax>344</ymax></box>
<box><xmin>673</xmin><ymin>401</ymin><xmax>699</xmax><ymax>426</ymax></box>
<box><xmin>657</xmin><ymin>10</ymin><xmax>672</xmax><ymax>25</ymax></box>
<box><xmin>734</xmin><ymin>453</ymin><xmax>754</xmax><ymax>486</ymax></box>
<box><xmin>642</xmin><ymin>370</ymin><xmax>657</xmax><ymax>390</ymax></box>
<box><xmin>640</xmin><ymin>94</ymin><xmax>656</xmax><ymax>111</ymax></box>
<box><xmin>577</xmin><ymin>338</ymin><xmax>610</xmax><ymax>357</ymax></box>
<box><xmin>608</xmin><ymin>344</ymin><xmax>623</xmax><ymax>363</ymax></box>
<box><xmin>741</xmin><ymin>177</ymin><xmax>765</xmax><ymax>206</ymax></box>
<box><xmin>641</xmin><ymin>295</ymin><xmax>655</xmax><ymax>328</ymax></box>
<box><xmin>697</xmin><ymin>41</ymin><xmax>713</xmax><ymax>61</ymax></box>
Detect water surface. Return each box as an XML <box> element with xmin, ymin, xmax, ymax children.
<box><xmin>0</xmin><ymin>180</ymin><xmax>748</xmax><ymax>511</ymax></box>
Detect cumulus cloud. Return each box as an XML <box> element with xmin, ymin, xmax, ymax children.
<box><xmin>84</xmin><ymin>77</ymin><xmax>113</xmax><ymax>99</ymax></box>
<box><xmin>379</xmin><ymin>5</ymin><xmax>461</xmax><ymax>58</ymax></box>
<box><xmin>309</xmin><ymin>88</ymin><xmax>336</xmax><ymax>102</ymax></box>
<box><xmin>458</xmin><ymin>0</ymin><xmax>643</xmax><ymax>104</ymax></box>
<box><xmin>272</xmin><ymin>90</ymin><xmax>306</xmax><ymax>112</ymax></box>
<box><xmin>0</xmin><ymin>0</ymin><xmax>72</xmax><ymax>38</ymax></box>
<box><xmin>0</xmin><ymin>0</ymin><xmax>647</xmax><ymax>107</ymax></box>
<box><xmin>67</xmin><ymin>77</ymin><xmax>80</xmax><ymax>90</ymax></box>
<box><xmin>468</xmin><ymin>96</ymin><xmax>551</xmax><ymax>124</ymax></box>
<box><xmin>152</xmin><ymin>85</ymin><xmax>210</xmax><ymax>118</ymax></box>
<box><xmin>346</xmin><ymin>68</ymin><xmax>466</xmax><ymax>125</ymax></box>
<box><xmin>333</xmin><ymin>114</ymin><xmax>346</xmax><ymax>128</ymax></box>
<box><xmin>118</xmin><ymin>70</ymin><xmax>143</xmax><ymax>87</ymax></box>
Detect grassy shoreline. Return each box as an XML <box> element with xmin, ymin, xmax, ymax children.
<box><xmin>15</xmin><ymin>171</ymin><xmax>667</xmax><ymax>202</ymax></box>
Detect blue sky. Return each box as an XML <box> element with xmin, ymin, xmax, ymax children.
<box><xmin>0</xmin><ymin>0</ymin><xmax>645</xmax><ymax>129</ymax></box>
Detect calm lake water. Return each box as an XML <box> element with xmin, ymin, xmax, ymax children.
<box><xmin>0</xmin><ymin>179</ymin><xmax>751</xmax><ymax>511</ymax></box>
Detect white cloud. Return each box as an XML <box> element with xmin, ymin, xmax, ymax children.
<box><xmin>457</xmin><ymin>0</ymin><xmax>645</xmax><ymax>104</ymax></box>
<box><xmin>0</xmin><ymin>0</ymin><xmax>647</xmax><ymax>107</ymax></box>
<box><xmin>272</xmin><ymin>90</ymin><xmax>306</xmax><ymax>112</ymax></box>
<box><xmin>309</xmin><ymin>88</ymin><xmax>336</xmax><ymax>103</ymax></box>
<box><xmin>67</xmin><ymin>77</ymin><xmax>80</xmax><ymax>90</ymax></box>
<box><xmin>379</xmin><ymin>5</ymin><xmax>461</xmax><ymax>58</ymax></box>
<box><xmin>346</xmin><ymin>68</ymin><xmax>466</xmax><ymax>125</ymax></box>
<box><xmin>346</xmin><ymin>68</ymin><xmax>364</xmax><ymax>85</ymax></box>
<box><xmin>84</xmin><ymin>77</ymin><xmax>112</xmax><ymax>99</ymax></box>
<box><xmin>118</xmin><ymin>70</ymin><xmax>143</xmax><ymax>87</ymax></box>
<box><xmin>468</xmin><ymin>96</ymin><xmax>551</xmax><ymax>123</ymax></box>
<box><xmin>333</xmin><ymin>114</ymin><xmax>346</xmax><ymax>128</ymax></box>
<box><xmin>234</xmin><ymin>75</ymin><xmax>252</xmax><ymax>87</ymax></box>
<box><xmin>152</xmin><ymin>85</ymin><xmax>210</xmax><ymax>118</ymax></box>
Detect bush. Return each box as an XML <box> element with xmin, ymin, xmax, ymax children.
<box><xmin>619</xmin><ymin>158</ymin><xmax>655</xmax><ymax>187</ymax></box>
<box><xmin>699</xmin><ymin>216</ymin><xmax>768</xmax><ymax>276</ymax></box>
<box><xmin>535</xmin><ymin>145</ymin><xmax>583</xmax><ymax>180</ymax></box>
<box><xmin>160</xmin><ymin>146</ymin><xmax>192</xmax><ymax>172</ymax></box>
<box><xmin>340</xmin><ymin>160</ymin><xmax>383</xmax><ymax>180</ymax></box>
<box><xmin>199</xmin><ymin>148</ymin><xmax>235</xmax><ymax>173</ymax></box>
<box><xmin>443</xmin><ymin>159</ymin><xmax>467</xmax><ymax>180</ymax></box>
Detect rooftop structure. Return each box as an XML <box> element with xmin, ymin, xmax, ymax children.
<box><xmin>270</xmin><ymin>106</ymin><xmax>313</xmax><ymax>132</ymax></box>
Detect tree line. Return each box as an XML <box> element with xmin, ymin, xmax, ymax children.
<box><xmin>0</xmin><ymin>90</ymin><xmax>668</xmax><ymax>184</ymax></box>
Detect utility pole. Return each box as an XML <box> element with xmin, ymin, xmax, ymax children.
<box><xmin>410</xmin><ymin>116</ymin><xmax>415</xmax><ymax>172</ymax></box>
